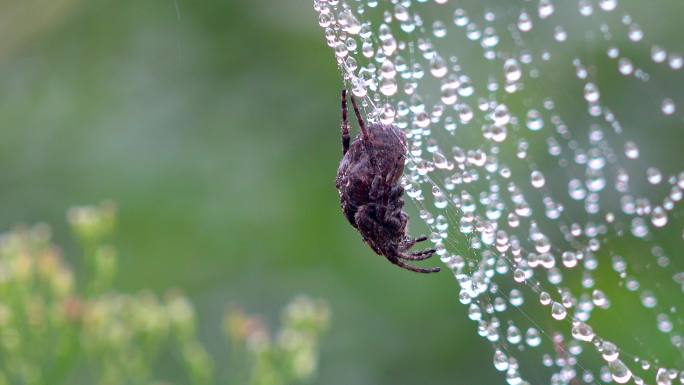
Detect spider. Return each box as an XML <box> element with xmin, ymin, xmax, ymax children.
<box><xmin>335</xmin><ymin>89</ymin><xmax>440</xmax><ymax>274</ymax></box>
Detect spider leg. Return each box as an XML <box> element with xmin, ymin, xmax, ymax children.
<box><xmin>383</xmin><ymin>213</ymin><xmax>404</xmax><ymax>232</ymax></box>
<box><xmin>388</xmin><ymin>256</ymin><xmax>440</xmax><ymax>274</ymax></box>
<box><xmin>341</xmin><ymin>89</ymin><xmax>350</xmax><ymax>155</ymax></box>
<box><xmin>386</xmin><ymin>156</ymin><xmax>406</xmax><ymax>184</ymax></box>
<box><xmin>399</xmin><ymin>248</ymin><xmax>436</xmax><ymax>261</ymax></box>
<box><xmin>399</xmin><ymin>235</ymin><xmax>428</xmax><ymax>250</ymax></box>
<box><xmin>349</xmin><ymin>93</ymin><xmax>369</xmax><ymax>141</ymax></box>
<box><xmin>369</xmin><ymin>175</ymin><xmax>384</xmax><ymax>201</ymax></box>
<box><xmin>389</xmin><ymin>185</ymin><xmax>404</xmax><ymax>200</ymax></box>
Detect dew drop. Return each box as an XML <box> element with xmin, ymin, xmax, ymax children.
<box><xmin>571</xmin><ymin>321</ymin><xmax>595</xmax><ymax>342</ymax></box>
<box><xmin>430</xmin><ymin>55</ymin><xmax>448</xmax><ymax>78</ymax></box>
<box><xmin>652</xmin><ymin>45</ymin><xmax>667</xmax><ymax>63</ymax></box>
<box><xmin>530</xmin><ymin>171</ymin><xmax>546</xmax><ymax>188</ymax></box>
<box><xmin>493</xmin><ymin>350</ymin><xmax>509</xmax><ymax>371</ymax></box>
<box><xmin>669</xmin><ymin>54</ymin><xmax>683</xmax><ymax>70</ymax></box>
<box><xmin>624</xmin><ymin>141</ymin><xmax>639</xmax><ymax>159</ymax></box>
<box><xmin>504</xmin><ymin>59</ymin><xmax>522</xmax><ymax>82</ymax></box>
<box><xmin>432</xmin><ymin>20</ymin><xmax>447</xmax><ymax>38</ymax></box>
<box><xmin>584</xmin><ymin>83</ymin><xmax>600</xmax><ymax>103</ymax></box>
<box><xmin>647</xmin><ymin>167</ymin><xmax>662</xmax><ymax>185</ymax></box>
<box><xmin>628</xmin><ymin>24</ymin><xmax>643</xmax><ymax>41</ymax></box>
<box><xmin>517</xmin><ymin>11</ymin><xmax>533</xmax><ymax>32</ymax></box>
<box><xmin>525</xmin><ymin>327</ymin><xmax>541</xmax><ymax>347</ymax></box>
<box><xmin>538</xmin><ymin>0</ymin><xmax>554</xmax><ymax>19</ymax></box>
<box><xmin>661</xmin><ymin>98</ymin><xmax>676</xmax><ymax>115</ymax></box>
<box><xmin>599</xmin><ymin>0</ymin><xmax>618</xmax><ymax>11</ymax></box>
<box><xmin>640</xmin><ymin>291</ymin><xmax>657</xmax><ymax>308</ymax></box>
<box><xmin>453</xmin><ymin>8</ymin><xmax>469</xmax><ymax>27</ymax></box>
<box><xmin>551</xmin><ymin>301</ymin><xmax>567</xmax><ymax>320</ymax></box>
<box><xmin>379</xmin><ymin>77</ymin><xmax>398</xmax><ymax>96</ymax></box>
<box><xmin>601</xmin><ymin>341</ymin><xmax>619</xmax><ymax>361</ymax></box>
<box><xmin>554</xmin><ymin>26</ymin><xmax>567</xmax><ymax>42</ymax></box>
<box><xmin>618</xmin><ymin>58</ymin><xmax>633</xmax><ymax>75</ymax></box>
<box><xmin>609</xmin><ymin>359</ymin><xmax>632</xmax><ymax>384</ymax></box>
<box><xmin>526</xmin><ymin>109</ymin><xmax>544</xmax><ymax>131</ymax></box>
<box><xmin>652</xmin><ymin>206</ymin><xmax>668</xmax><ymax>227</ymax></box>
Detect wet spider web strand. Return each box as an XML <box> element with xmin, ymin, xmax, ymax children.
<box><xmin>315</xmin><ymin>0</ymin><xmax>684</xmax><ymax>384</ymax></box>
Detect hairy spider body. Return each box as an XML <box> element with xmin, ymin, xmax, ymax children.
<box><xmin>335</xmin><ymin>90</ymin><xmax>440</xmax><ymax>274</ymax></box>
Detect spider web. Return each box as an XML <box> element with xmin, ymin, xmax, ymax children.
<box><xmin>315</xmin><ymin>0</ymin><xmax>684</xmax><ymax>384</ymax></box>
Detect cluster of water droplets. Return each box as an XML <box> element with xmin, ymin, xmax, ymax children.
<box><xmin>315</xmin><ymin>0</ymin><xmax>684</xmax><ymax>383</ymax></box>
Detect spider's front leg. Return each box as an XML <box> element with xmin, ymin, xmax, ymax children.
<box><xmin>354</xmin><ymin>205</ymin><xmax>386</xmax><ymax>255</ymax></box>
<box><xmin>398</xmin><ymin>248</ymin><xmax>435</xmax><ymax>261</ymax></box>
<box><xmin>387</xmin><ymin>255</ymin><xmax>440</xmax><ymax>274</ymax></box>
<box><xmin>399</xmin><ymin>231</ymin><xmax>434</xmax><ymax>260</ymax></box>
<box><xmin>400</xmin><ymin>235</ymin><xmax>429</xmax><ymax>251</ymax></box>
<box><xmin>340</xmin><ymin>89</ymin><xmax>350</xmax><ymax>155</ymax></box>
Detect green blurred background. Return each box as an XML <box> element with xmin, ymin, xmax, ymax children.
<box><xmin>1</xmin><ymin>1</ymin><xmax>683</xmax><ymax>384</ymax></box>
<box><xmin>0</xmin><ymin>1</ymin><xmax>490</xmax><ymax>384</ymax></box>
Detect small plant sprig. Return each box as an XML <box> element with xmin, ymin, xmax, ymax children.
<box><xmin>0</xmin><ymin>202</ymin><xmax>213</xmax><ymax>385</ymax></box>
<box><xmin>225</xmin><ymin>297</ymin><xmax>330</xmax><ymax>385</ymax></box>
<box><xmin>0</xmin><ymin>202</ymin><xmax>328</xmax><ymax>385</ymax></box>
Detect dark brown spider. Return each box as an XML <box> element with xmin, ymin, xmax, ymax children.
<box><xmin>335</xmin><ymin>89</ymin><xmax>440</xmax><ymax>274</ymax></box>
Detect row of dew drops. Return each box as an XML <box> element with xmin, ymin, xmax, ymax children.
<box><xmin>314</xmin><ymin>0</ymin><xmax>684</xmax><ymax>384</ymax></box>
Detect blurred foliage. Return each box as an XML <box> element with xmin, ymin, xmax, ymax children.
<box><xmin>0</xmin><ymin>203</ymin><xmax>328</xmax><ymax>385</ymax></box>
<box><xmin>226</xmin><ymin>297</ymin><xmax>329</xmax><ymax>385</ymax></box>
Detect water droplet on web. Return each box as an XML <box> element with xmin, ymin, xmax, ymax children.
<box><xmin>379</xmin><ymin>77</ymin><xmax>398</xmax><ymax>96</ymax></box>
<box><xmin>335</xmin><ymin>41</ymin><xmax>348</xmax><ymax>58</ymax></box>
<box><xmin>599</xmin><ymin>0</ymin><xmax>618</xmax><ymax>12</ymax></box>
<box><xmin>551</xmin><ymin>301</ymin><xmax>567</xmax><ymax>320</ymax></box>
<box><xmin>624</xmin><ymin>141</ymin><xmax>640</xmax><ymax>159</ymax></box>
<box><xmin>647</xmin><ymin>167</ymin><xmax>663</xmax><ymax>184</ymax></box>
<box><xmin>430</xmin><ymin>55</ymin><xmax>448</xmax><ymax>78</ymax></box>
<box><xmin>539</xmin><ymin>291</ymin><xmax>551</xmax><ymax>305</ymax></box>
<box><xmin>316</xmin><ymin>1</ymin><xmax>684</xmax><ymax>381</ymax></box>
<box><xmin>661</xmin><ymin>98</ymin><xmax>676</xmax><ymax>115</ymax></box>
<box><xmin>579</xmin><ymin>0</ymin><xmax>594</xmax><ymax>16</ymax></box>
<box><xmin>640</xmin><ymin>291</ymin><xmax>657</xmax><ymax>308</ymax></box>
<box><xmin>493</xmin><ymin>349</ymin><xmax>509</xmax><ymax>371</ymax></box>
<box><xmin>433</xmin><ymin>20</ymin><xmax>447</xmax><ymax>38</ymax></box>
<box><xmin>628</xmin><ymin>24</ymin><xmax>644</xmax><ymax>42</ymax></box>
<box><xmin>340</xmin><ymin>10</ymin><xmax>362</xmax><ymax>35</ymax></box>
<box><xmin>554</xmin><ymin>26</ymin><xmax>568</xmax><ymax>42</ymax></box>
<box><xmin>507</xmin><ymin>324</ymin><xmax>522</xmax><ymax>344</ymax></box>
<box><xmin>668</xmin><ymin>54</ymin><xmax>683</xmax><ymax>70</ymax></box>
<box><xmin>592</xmin><ymin>289</ymin><xmax>609</xmax><ymax>308</ymax></box>
<box><xmin>530</xmin><ymin>171</ymin><xmax>546</xmax><ymax>188</ymax></box>
<box><xmin>655</xmin><ymin>368</ymin><xmax>671</xmax><ymax>385</ymax></box>
<box><xmin>517</xmin><ymin>11</ymin><xmax>533</xmax><ymax>32</ymax></box>
<box><xmin>571</xmin><ymin>321</ymin><xmax>595</xmax><ymax>342</ymax></box>
<box><xmin>584</xmin><ymin>83</ymin><xmax>600</xmax><ymax>103</ymax></box>
<box><xmin>601</xmin><ymin>340</ymin><xmax>619</xmax><ymax>361</ymax></box>
<box><xmin>651</xmin><ymin>45</ymin><xmax>667</xmax><ymax>63</ymax></box>
<box><xmin>525</xmin><ymin>328</ymin><xmax>541</xmax><ymax>347</ymax></box>
<box><xmin>453</xmin><ymin>8</ymin><xmax>469</xmax><ymax>27</ymax></box>
<box><xmin>657</xmin><ymin>313</ymin><xmax>673</xmax><ymax>333</ymax></box>
<box><xmin>652</xmin><ymin>206</ymin><xmax>668</xmax><ymax>227</ymax></box>
<box><xmin>526</xmin><ymin>109</ymin><xmax>544</xmax><ymax>131</ymax></box>
<box><xmin>609</xmin><ymin>359</ymin><xmax>632</xmax><ymax>383</ymax></box>
<box><xmin>538</xmin><ymin>0</ymin><xmax>554</xmax><ymax>19</ymax></box>
<box><xmin>618</xmin><ymin>58</ymin><xmax>633</xmax><ymax>75</ymax></box>
<box><xmin>504</xmin><ymin>59</ymin><xmax>522</xmax><ymax>82</ymax></box>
